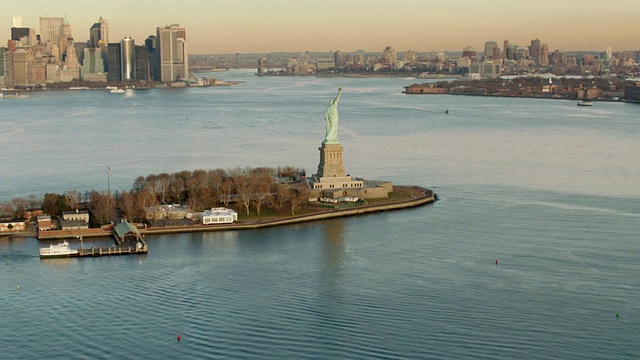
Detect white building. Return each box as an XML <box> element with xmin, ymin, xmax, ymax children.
<box><xmin>201</xmin><ymin>208</ymin><xmax>237</xmax><ymax>225</ymax></box>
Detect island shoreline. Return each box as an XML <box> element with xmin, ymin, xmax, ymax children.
<box><xmin>32</xmin><ymin>186</ymin><xmax>436</xmax><ymax>240</ymax></box>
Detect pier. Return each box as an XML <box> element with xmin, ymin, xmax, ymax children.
<box><xmin>77</xmin><ymin>244</ymin><xmax>147</xmax><ymax>257</ymax></box>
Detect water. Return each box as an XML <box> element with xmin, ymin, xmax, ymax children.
<box><xmin>1</xmin><ymin>70</ymin><xmax>639</xmax><ymax>359</ymax></box>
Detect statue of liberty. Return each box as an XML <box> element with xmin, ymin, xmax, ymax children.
<box><xmin>323</xmin><ymin>87</ymin><xmax>342</xmax><ymax>144</ymax></box>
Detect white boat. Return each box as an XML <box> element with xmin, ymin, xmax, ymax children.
<box><xmin>39</xmin><ymin>240</ymin><xmax>79</xmax><ymax>259</ymax></box>
<box><xmin>577</xmin><ymin>100</ymin><xmax>593</xmax><ymax>106</ymax></box>
<box><xmin>0</xmin><ymin>92</ymin><xmax>29</xmax><ymax>99</ymax></box>
<box><xmin>110</xmin><ymin>88</ymin><xmax>125</xmax><ymax>93</ymax></box>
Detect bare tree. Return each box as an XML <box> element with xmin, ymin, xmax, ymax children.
<box><xmin>251</xmin><ymin>172</ymin><xmax>275</xmax><ymax>216</ymax></box>
<box><xmin>157</xmin><ymin>173</ymin><xmax>171</xmax><ymax>204</ymax></box>
<box><xmin>64</xmin><ymin>190</ymin><xmax>82</xmax><ymax>210</ymax></box>
<box><xmin>289</xmin><ymin>183</ymin><xmax>310</xmax><ymax>216</ymax></box>
<box><xmin>233</xmin><ymin>175</ymin><xmax>253</xmax><ymax>215</ymax></box>
<box><xmin>137</xmin><ymin>187</ymin><xmax>158</xmax><ymax>220</ymax></box>
<box><xmin>117</xmin><ymin>190</ymin><xmax>140</xmax><ymax>221</ymax></box>
<box><xmin>207</xmin><ymin>169</ymin><xmax>225</xmax><ymax>206</ymax></box>
<box><xmin>273</xmin><ymin>184</ymin><xmax>291</xmax><ymax>215</ymax></box>
<box><xmin>89</xmin><ymin>191</ymin><xmax>115</xmax><ymax>226</ymax></box>
<box><xmin>219</xmin><ymin>177</ymin><xmax>235</xmax><ymax>206</ymax></box>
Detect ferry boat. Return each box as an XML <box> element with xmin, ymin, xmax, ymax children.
<box><xmin>577</xmin><ymin>100</ymin><xmax>593</xmax><ymax>106</ymax></box>
<box><xmin>39</xmin><ymin>240</ymin><xmax>79</xmax><ymax>259</ymax></box>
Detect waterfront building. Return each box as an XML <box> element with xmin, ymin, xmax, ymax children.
<box><xmin>135</xmin><ymin>45</ymin><xmax>150</xmax><ymax>81</ymax></box>
<box><xmin>63</xmin><ymin>42</ymin><xmax>81</xmax><ymax>80</ymax></box>
<box><xmin>0</xmin><ymin>220</ymin><xmax>26</xmax><ymax>233</ymax></box>
<box><xmin>316</xmin><ymin>58</ymin><xmax>334</xmax><ymax>71</ymax></box>
<box><xmin>81</xmin><ymin>47</ymin><xmax>107</xmax><ymax>82</ymax></box>
<box><xmin>37</xmin><ymin>215</ymin><xmax>53</xmax><ymax>231</ymax></box>
<box><xmin>10</xmin><ymin>49</ymin><xmax>31</xmax><ymax>86</ymax></box>
<box><xmin>120</xmin><ymin>37</ymin><xmax>135</xmax><ymax>81</ymax></box>
<box><xmin>145</xmin><ymin>35</ymin><xmax>160</xmax><ymax>81</ymax></box>
<box><xmin>0</xmin><ymin>47</ymin><xmax>9</xmax><ymax>87</ymax></box>
<box><xmin>201</xmin><ymin>208</ymin><xmax>238</xmax><ymax>225</ymax></box>
<box><xmin>106</xmin><ymin>42</ymin><xmax>121</xmax><ymax>82</ymax></box>
<box><xmin>157</xmin><ymin>24</ymin><xmax>188</xmax><ymax>82</ymax></box>
<box><xmin>145</xmin><ymin>204</ymin><xmax>189</xmax><ymax>221</ymax></box>
<box><xmin>257</xmin><ymin>57</ymin><xmax>267</xmax><ymax>75</ymax></box>
<box><xmin>89</xmin><ymin>17</ymin><xmax>109</xmax><ymax>48</ymax></box>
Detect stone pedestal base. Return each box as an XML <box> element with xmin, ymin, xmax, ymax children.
<box><xmin>316</xmin><ymin>143</ymin><xmax>346</xmax><ymax>178</ymax></box>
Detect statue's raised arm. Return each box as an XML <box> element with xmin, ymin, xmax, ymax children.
<box><xmin>323</xmin><ymin>87</ymin><xmax>342</xmax><ymax>144</ymax></box>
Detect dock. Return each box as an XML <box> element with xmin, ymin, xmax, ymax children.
<box><xmin>77</xmin><ymin>245</ymin><xmax>147</xmax><ymax>257</ymax></box>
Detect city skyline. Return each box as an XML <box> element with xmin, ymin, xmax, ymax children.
<box><xmin>2</xmin><ymin>0</ymin><xmax>639</xmax><ymax>54</ymax></box>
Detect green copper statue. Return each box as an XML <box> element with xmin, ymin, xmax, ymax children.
<box><xmin>323</xmin><ymin>86</ymin><xmax>342</xmax><ymax>144</ymax></box>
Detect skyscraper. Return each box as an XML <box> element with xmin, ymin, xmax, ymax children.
<box><xmin>106</xmin><ymin>43</ymin><xmax>121</xmax><ymax>82</ymax></box>
<box><xmin>530</xmin><ymin>39</ymin><xmax>541</xmax><ymax>64</ymax></box>
<box><xmin>539</xmin><ymin>44</ymin><xmax>549</xmax><ymax>66</ymax></box>
<box><xmin>145</xmin><ymin>35</ymin><xmax>160</xmax><ymax>81</ymax></box>
<box><xmin>89</xmin><ymin>17</ymin><xmax>109</xmax><ymax>48</ymax></box>
<box><xmin>157</xmin><ymin>24</ymin><xmax>188</xmax><ymax>82</ymax></box>
<box><xmin>120</xmin><ymin>37</ymin><xmax>135</xmax><ymax>80</ymax></box>
<box><xmin>39</xmin><ymin>17</ymin><xmax>64</xmax><ymax>46</ymax></box>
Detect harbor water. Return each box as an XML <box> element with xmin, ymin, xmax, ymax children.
<box><xmin>1</xmin><ymin>70</ymin><xmax>639</xmax><ymax>359</ymax></box>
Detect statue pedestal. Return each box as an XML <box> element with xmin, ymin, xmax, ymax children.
<box><xmin>310</xmin><ymin>142</ymin><xmax>363</xmax><ymax>191</ymax></box>
<box><xmin>316</xmin><ymin>143</ymin><xmax>346</xmax><ymax>178</ymax></box>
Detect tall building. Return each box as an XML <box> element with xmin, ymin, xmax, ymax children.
<box><xmin>157</xmin><ymin>24</ymin><xmax>188</xmax><ymax>82</ymax></box>
<box><xmin>81</xmin><ymin>47</ymin><xmax>106</xmax><ymax>82</ymax></box>
<box><xmin>120</xmin><ymin>37</ymin><xmax>135</xmax><ymax>80</ymax></box>
<box><xmin>59</xmin><ymin>20</ymin><xmax>73</xmax><ymax>61</ymax></box>
<box><xmin>89</xmin><ymin>17</ymin><xmax>109</xmax><ymax>48</ymax></box>
<box><xmin>106</xmin><ymin>43</ymin><xmax>121</xmax><ymax>82</ymax></box>
<box><xmin>383</xmin><ymin>46</ymin><xmax>397</xmax><ymax>64</ymax></box>
<box><xmin>605</xmin><ymin>45</ymin><xmax>613</xmax><ymax>61</ymax></box>
<box><xmin>39</xmin><ymin>17</ymin><xmax>64</xmax><ymax>46</ymax></box>
<box><xmin>530</xmin><ymin>38</ymin><xmax>541</xmax><ymax>64</ymax></box>
<box><xmin>135</xmin><ymin>45</ymin><xmax>150</xmax><ymax>81</ymax></box>
<box><xmin>462</xmin><ymin>46</ymin><xmax>476</xmax><ymax>60</ymax></box>
<box><xmin>484</xmin><ymin>41</ymin><xmax>498</xmax><ymax>60</ymax></box>
<box><xmin>145</xmin><ymin>35</ymin><xmax>160</xmax><ymax>81</ymax></box>
<box><xmin>503</xmin><ymin>40</ymin><xmax>509</xmax><ymax>59</ymax></box>
<box><xmin>539</xmin><ymin>44</ymin><xmax>549</xmax><ymax>66</ymax></box>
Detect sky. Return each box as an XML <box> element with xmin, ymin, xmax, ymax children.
<box><xmin>1</xmin><ymin>0</ymin><xmax>638</xmax><ymax>54</ymax></box>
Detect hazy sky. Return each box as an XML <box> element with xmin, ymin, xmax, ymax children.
<box><xmin>2</xmin><ymin>0</ymin><xmax>638</xmax><ymax>54</ymax></box>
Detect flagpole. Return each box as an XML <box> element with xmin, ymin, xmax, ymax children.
<box><xmin>108</xmin><ymin>166</ymin><xmax>112</xmax><ymax>196</ymax></box>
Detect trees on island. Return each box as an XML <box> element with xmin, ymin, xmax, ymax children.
<box><xmin>0</xmin><ymin>165</ymin><xmax>309</xmax><ymax>227</ymax></box>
